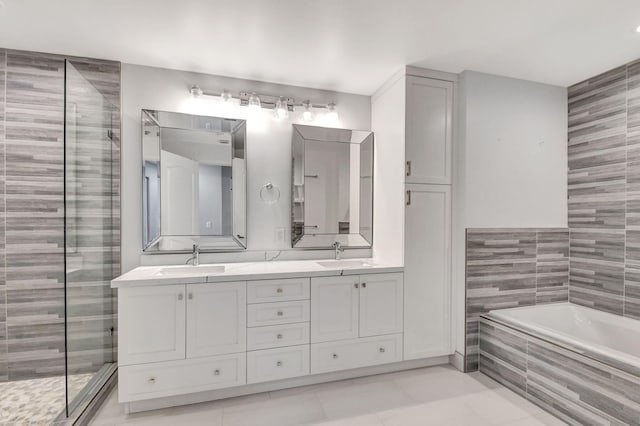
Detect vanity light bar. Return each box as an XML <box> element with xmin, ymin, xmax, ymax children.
<box><xmin>189</xmin><ymin>85</ymin><xmax>337</xmax><ymax>112</ymax></box>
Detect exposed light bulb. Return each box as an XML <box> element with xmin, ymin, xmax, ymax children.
<box><xmin>220</xmin><ymin>89</ymin><xmax>232</xmax><ymax>102</ymax></box>
<box><xmin>636</xmin><ymin>25</ymin><xmax>640</xmax><ymax>33</ymax></box>
<box><xmin>190</xmin><ymin>84</ymin><xmax>203</xmax><ymax>98</ymax></box>
<box><xmin>248</xmin><ymin>92</ymin><xmax>261</xmax><ymax>111</ymax></box>
<box><xmin>275</xmin><ymin>97</ymin><xmax>289</xmax><ymax>119</ymax></box>
<box><xmin>326</xmin><ymin>102</ymin><xmax>339</xmax><ymax>123</ymax></box>
<box><xmin>302</xmin><ymin>100</ymin><xmax>313</xmax><ymax>121</ymax></box>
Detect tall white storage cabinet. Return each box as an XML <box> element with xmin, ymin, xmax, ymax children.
<box><xmin>372</xmin><ymin>66</ymin><xmax>455</xmax><ymax>362</ymax></box>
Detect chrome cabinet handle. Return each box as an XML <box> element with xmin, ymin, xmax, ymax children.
<box><xmin>277</xmin><ymin>311</ymin><xmax>283</xmax><ymax>316</ymax></box>
<box><xmin>332</xmin><ymin>353</ymin><xmax>339</xmax><ymax>359</ymax></box>
<box><xmin>276</xmin><ymin>288</ymin><xmax>283</xmax><ymax>294</ymax></box>
<box><xmin>188</xmin><ymin>293</ymin><xmax>193</xmax><ymax>300</ymax></box>
<box><xmin>276</xmin><ymin>361</ymin><xmax>283</xmax><ymax>367</ymax></box>
<box><xmin>214</xmin><ymin>369</ymin><xmax>220</xmax><ymax>376</ymax></box>
<box><xmin>406</xmin><ymin>190</ymin><xmax>411</xmax><ymax>206</ymax></box>
<box><xmin>276</xmin><ymin>333</ymin><xmax>283</xmax><ymax>339</ymax></box>
<box><xmin>406</xmin><ymin>161</ymin><xmax>412</xmax><ymax>176</ymax></box>
<box><xmin>148</xmin><ymin>377</ymin><xmax>156</xmax><ymax>384</ymax></box>
<box><xmin>379</xmin><ymin>347</ymin><xmax>386</xmax><ymax>353</ymax></box>
<box><xmin>177</xmin><ymin>293</ymin><xmax>183</xmax><ymax>301</ymax></box>
<box><xmin>354</xmin><ymin>283</ymin><xmax>359</xmax><ymax>289</ymax></box>
<box><xmin>362</xmin><ymin>283</ymin><xmax>367</xmax><ymax>288</ymax></box>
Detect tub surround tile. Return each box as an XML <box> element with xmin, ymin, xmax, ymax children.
<box><xmin>479</xmin><ymin>317</ymin><xmax>640</xmax><ymax>426</ymax></box>
<box><xmin>465</xmin><ymin>228</ymin><xmax>569</xmax><ymax>372</ymax></box>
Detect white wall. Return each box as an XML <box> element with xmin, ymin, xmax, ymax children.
<box><xmin>452</xmin><ymin>71</ymin><xmax>568</xmax><ymax>354</ymax></box>
<box><xmin>371</xmin><ymin>71</ymin><xmax>406</xmax><ymax>265</ymax></box>
<box><xmin>121</xmin><ymin>64</ymin><xmax>371</xmax><ymax>273</ymax></box>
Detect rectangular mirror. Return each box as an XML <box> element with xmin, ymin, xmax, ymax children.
<box><xmin>142</xmin><ymin>109</ymin><xmax>246</xmax><ymax>252</ymax></box>
<box><xmin>292</xmin><ymin>124</ymin><xmax>373</xmax><ymax>248</ymax></box>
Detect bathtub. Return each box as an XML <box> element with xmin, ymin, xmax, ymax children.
<box><xmin>479</xmin><ymin>303</ymin><xmax>640</xmax><ymax>426</ymax></box>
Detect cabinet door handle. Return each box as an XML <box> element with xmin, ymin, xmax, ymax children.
<box><xmin>276</xmin><ymin>361</ymin><xmax>283</xmax><ymax>367</ymax></box>
<box><xmin>276</xmin><ymin>333</ymin><xmax>283</xmax><ymax>339</ymax></box>
<box><xmin>354</xmin><ymin>283</ymin><xmax>359</xmax><ymax>289</ymax></box>
<box><xmin>332</xmin><ymin>353</ymin><xmax>339</xmax><ymax>359</ymax></box>
<box><xmin>362</xmin><ymin>283</ymin><xmax>367</xmax><ymax>288</ymax></box>
<box><xmin>147</xmin><ymin>377</ymin><xmax>156</xmax><ymax>384</ymax></box>
<box><xmin>214</xmin><ymin>369</ymin><xmax>220</xmax><ymax>376</ymax></box>
<box><xmin>406</xmin><ymin>160</ymin><xmax>412</xmax><ymax>177</ymax></box>
<box><xmin>177</xmin><ymin>293</ymin><xmax>183</xmax><ymax>301</ymax></box>
<box><xmin>406</xmin><ymin>190</ymin><xmax>411</xmax><ymax>206</ymax></box>
<box><xmin>379</xmin><ymin>347</ymin><xmax>386</xmax><ymax>353</ymax></box>
<box><xmin>276</xmin><ymin>288</ymin><xmax>283</xmax><ymax>294</ymax></box>
<box><xmin>277</xmin><ymin>311</ymin><xmax>283</xmax><ymax>316</ymax></box>
<box><xmin>188</xmin><ymin>293</ymin><xmax>193</xmax><ymax>300</ymax></box>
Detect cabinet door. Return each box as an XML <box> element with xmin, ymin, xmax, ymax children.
<box><xmin>186</xmin><ymin>282</ymin><xmax>247</xmax><ymax>358</ymax></box>
<box><xmin>404</xmin><ymin>184</ymin><xmax>452</xmax><ymax>359</ymax></box>
<box><xmin>405</xmin><ymin>76</ymin><xmax>453</xmax><ymax>184</ymax></box>
<box><xmin>359</xmin><ymin>273</ymin><xmax>403</xmax><ymax>338</ymax></box>
<box><xmin>310</xmin><ymin>276</ymin><xmax>359</xmax><ymax>343</ymax></box>
<box><xmin>118</xmin><ymin>285</ymin><xmax>186</xmax><ymax>366</ymax></box>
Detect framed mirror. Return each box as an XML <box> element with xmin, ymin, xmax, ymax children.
<box><xmin>142</xmin><ymin>109</ymin><xmax>247</xmax><ymax>252</ymax></box>
<box><xmin>292</xmin><ymin>124</ymin><xmax>373</xmax><ymax>248</ymax></box>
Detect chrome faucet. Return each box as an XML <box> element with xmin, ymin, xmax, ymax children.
<box><xmin>186</xmin><ymin>244</ymin><xmax>200</xmax><ymax>266</ymax></box>
<box><xmin>332</xmin><ymin>242</ymin><xmax>344</xmax><ymax>260</ymax></box>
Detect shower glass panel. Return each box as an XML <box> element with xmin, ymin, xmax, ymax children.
<box><xmin>64</xmin><ymin>60</ymin><xmax>118</xmax><ymax>418</ymax></box>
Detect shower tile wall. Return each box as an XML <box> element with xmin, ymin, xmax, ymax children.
<box><xmin>568</xmin><ymin>59</ymin><xmax>640</xmax><ymax>319</ymax></box>
<box><xmin>0</xmin><ymin>49</ymin><xmax>120</xmax><ymax>382</ymax></box>
<box><xmin>464</xmin><ymin>228</ymin><xmax>569</xmax><ymax>372</ymax></box>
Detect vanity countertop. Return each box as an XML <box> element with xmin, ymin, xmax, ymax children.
<box><xmin>111</xmin><ymin>259</ymin><xmax>404</xmax><ymax>288</ymax></box>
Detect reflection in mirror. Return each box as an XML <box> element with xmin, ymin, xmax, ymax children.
<box><xmin>292</xmin><ymin>125</ymin><xmax>373</xmax><ymax>248</ymax></box>
<box><xmin>142</xmin><ymin>110</ymin><xmax>246</xmax><ymax>252</ymax></box>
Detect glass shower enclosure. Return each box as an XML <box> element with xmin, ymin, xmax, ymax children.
<box><xmin>62</xmin><ymin>59</ymin><xmax>119</xmax><ymax>420</ymax></box>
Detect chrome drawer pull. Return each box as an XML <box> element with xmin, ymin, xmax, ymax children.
<box><xmin>277</xmin><ymin>311</ymin><xmax>283</xmax><ymax>316</ymax></box>
<box><xmin>276</xmin><ymin>288</ymin><xmax>283</xmax><ymax>294</ymax></box>
<box><xmin>276</xmin><ymin>333</ymin><xmax>283</xmax><ymax>339</ymax></box>
<box><xmin>148</xmin><ymin>377</ymin><xmax>156</xmax><ymax>384</ymax></box>
<box><xmin>276</xmin><ymin>361</ymin><xmax>283</xmax><ymax>367</ymax></box>
<box><xmin>354</xmin><ymin>283</ymin><xmax>359</xmax><ymax>289</ymax></box>
<box><xmin>177</xmin><ymin>293</ymin><xmax>183</xmax><ymax>301</ymax></box>
<box><xmin>214</xmin><ymin>369</ymin><xmax>220</xmax><ymax>376</ymax></box>
<box><xmin>379</xmin><ymin>347</ymin><xmax>386</xmax><ymax>353</ymax></box>
<box><xmin>188</xmin><ymin>293</ymin><xmax>193</xmax><ymax>300</ymax></box>
<box><xmin>362</xmin><ymin>283</ymin><xmax>367</xmax><ymax>288</ymax></box>
<box><xmin>332</xmin><ymin>353</ymin><xmax>338</xmax><ymax>359</ymax></box>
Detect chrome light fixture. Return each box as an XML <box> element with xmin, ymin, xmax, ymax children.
<box><xmin>220</xmin><ymin>89</ymin><xmax>233</xmax><ymax>102</ymax></box>
<box><xmin>190</xmin><ymin>84</ymin><xmax>203</xmax><ymax>98</ymax></box>
<box><xmin>248</xmin><ymin>92</ymin><xmax>261</xmax><ymax>111</ymax></box>
<box><xmin>326</xmin><ymin>102</ymin><xmax>339</xmax><ymax>122</ymax></box>
<box><xmin>302</xmin><ymin>100</ymin><xmax>313</xmax><ymax>121</ymax></box>
<box><xmin>275</xmin><ymin>97</ymin><xmax>289</xmax><ymax>119</ymax></box>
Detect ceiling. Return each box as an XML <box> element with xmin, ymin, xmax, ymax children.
<box><xmin>1</xmin><ymin>0</ymin><xmax>640</xmax><ymax>95</ymax></box>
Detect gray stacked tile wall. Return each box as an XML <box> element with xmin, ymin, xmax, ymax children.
<box><xmin>0</xmin><ymin>49</ymin><xmax>121</xmax><ymax>382</ymax></box>
<box><xmin>568</xmin><ymin>60</ymin><xmax>640</xmax><ymax>319</ymax></box>
<box><xmin>465</xmin><ymin>228</ymin><xmax>569</xmax><ymax>372</ymax></box>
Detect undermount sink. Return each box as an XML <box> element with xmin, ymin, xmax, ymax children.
<box><xmin>315</xmin><ymin>260</ymin><xmax>373</xmax><ymax>269</ymax></box>
<box><xmin>155</xmin><ymin>265</ymin><xmax>226</xmax><ymax>277</ymax></box>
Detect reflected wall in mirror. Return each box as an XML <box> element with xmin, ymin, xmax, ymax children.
<box><xmin>292</xmin><ymin>124</ymin><xmax>373</xmax><ymax>248</ymax></box>
<box><xmin>142</xmin><ymin>110</ymin><xmax>247</xmax><ymax>252</ymax></box>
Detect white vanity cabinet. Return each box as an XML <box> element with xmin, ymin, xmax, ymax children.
<box><xmin>118</xmin><ymin>285</ymin><xmax>186</xmax><ymax>366</ymax></box>
<box><xmin>116</xmin><ymin>269</ymin><xmax>407</xmax><ymax>407</ymax></box>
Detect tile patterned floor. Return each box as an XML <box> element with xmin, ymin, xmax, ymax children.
<box><xmin>0</xmin><ymin>373</ymin><xmax>93</xmax><ymax>426</ymax></box>
<box><xmin>90</xmin><ymin>366</ymin><xmax>567</xmax><ymax>426</ymax></box>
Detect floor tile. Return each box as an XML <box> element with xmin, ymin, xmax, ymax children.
<box><xmin>463</xmin><ymin>387</ymin><xmax>545</xmax><ymax>424</ymax></box>
<box><xmin>378</xmin><ymin>399</ymin><xmax>493</xmax><ymax>426</ymax></box>
<box><xmin>311</xmin><ymin>414</ymin><xmax>384</xmax><ymax>426</ymax></box>
<box><xmin>221</xmin><ymin>393</ymin><xmax>326</xmax><ymax>426</ymax></box>
<box><xmin>315</xmin><ymin>380</ymin><xmax>413</xmax><ymax>420</ymax></box>
<box><xmin>394</xmin><ymin>367</ymin><xmax>493</xmax><ymax>403</ymax></box>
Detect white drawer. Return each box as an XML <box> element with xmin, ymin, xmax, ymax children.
<box><xmin>247</xmin><ymin>322</ymin><xmax>310</xmax><ymax>351</ymax></box>
<box><xmin>310</xmin><ymin>334</ymin><xmax>403</xmax><ymax>374</ymax></box>
<box><xmin>247</xmin><ymin>345</ymin><xmax>310</xmax><ymax>384</ymax></box>
<box><xmin>118</xmin><ymin>353</ymin><xmax>246</xmax><ymax>402</ymax></box>
<box><xmin>247</xmin><ymin>300</ymin><xmax>310</xmax><ymax>327</ymax></box>
<box><xmin>247</xmin><ymin>278</ymin><xmax>310</xmax><ymax>303</ymax></box>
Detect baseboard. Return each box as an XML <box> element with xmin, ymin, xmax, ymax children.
<box><xmin>126</xmin><ymin>356</ymin><xmax>449</xmax><ymax>413</ymax></box>
<box><xmin>448</xmin><ymin>351</ymin><xmax>464</xmax><ymax>372</ymax></box>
